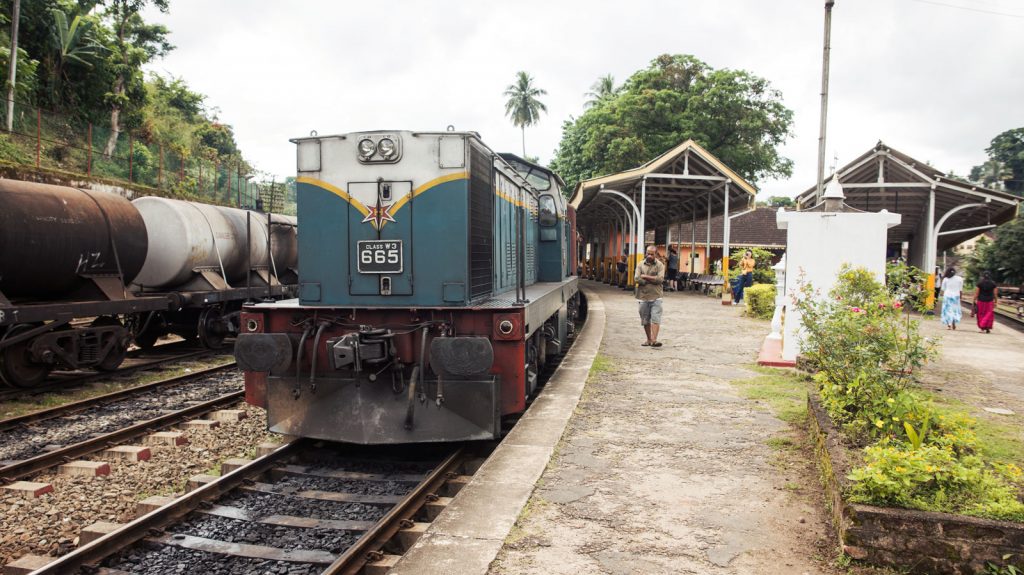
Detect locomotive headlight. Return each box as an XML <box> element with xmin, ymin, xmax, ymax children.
<box><xmin>358</xmin><ymin>138</ymin><xmax>377</xmax><ymax>159</ymax></box>
<box><xmin>378</xmin><ymin>137</ymin><xmax>396</xmax><ymax>158</ymax></box>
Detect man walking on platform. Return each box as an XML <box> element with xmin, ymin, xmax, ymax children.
<box><xmin>635</xmin><ymin>245</ymin><xmax>665</xmax><ymax>347</ymax></box>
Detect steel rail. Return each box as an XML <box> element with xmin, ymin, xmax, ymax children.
<box><xmin>0</xmin><ymin>345</ymin><xmax>221</xmax><ymax>403</ymax></box>
<box><xmin>28</xmin><ymin>439</ymin><xmax>307</xmax><ymax>575</ymax></box>
<box><xmin>0</xmin><ymin>386</ymin><xmax>244</xmax><ymax>482</ymax></box>
<box><xmin>0</xmin><ymin>361</ymin><xmax>236</xmax><ymax>431</ymax></box>
<box><xmin>324</xmin><ymin>447</ymin><xmax>464</xmax><ymax>575</ymax></box>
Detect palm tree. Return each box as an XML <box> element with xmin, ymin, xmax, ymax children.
<box><xmin>584</xmin><ymin>74</ymin><xmax>617</xmax><ymax>108</ymax></box>
<box><xmin>503</xmin><ymin>71</ymin><xmax>547</xmax><ymax>157</ymax></box>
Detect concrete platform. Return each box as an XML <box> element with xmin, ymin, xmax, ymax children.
<box><xmin>485</xmin><ymin>281</ymin><xmax>843</xmax><ymax>574</ymax></box>
<box><xmin>389</xmin><ymin>287</ymin><xmax>605</xmax><ymax>575</ymax></box>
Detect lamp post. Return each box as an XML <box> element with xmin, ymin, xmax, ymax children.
<box><xmin>815</xmin><ymin>0</ymin><xmax>836</xmax><ymax>205</ymax></box>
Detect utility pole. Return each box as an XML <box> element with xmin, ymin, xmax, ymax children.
<box><xmin>815</xmin><ymin>0</ymin><xmax>836</xmax><ymax>204</ymax></box>
<box><xmin>6</xmin><ymin>0</ymin><xmax>21</xmax><ymax>132</ymax></box>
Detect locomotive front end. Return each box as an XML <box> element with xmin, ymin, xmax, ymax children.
<box><xmin>235</xmin><ymin>130</ymin><xmax>513</xmax><ymax>444</ymax></box>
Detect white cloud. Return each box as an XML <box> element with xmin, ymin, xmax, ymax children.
<box><xmin>144</xmin><ymin>0</ymin><xmax>1024</xmax><ymax>199</ymax></box>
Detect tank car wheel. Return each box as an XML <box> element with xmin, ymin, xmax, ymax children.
<box><xmin>92</xmin><ymin>317</ymin><xmax>128</xmax><ymax>372</ymax></box>
<box><xmin>134</xmin><ymin>331</ymin><xmax>160</xmax><ymax>350</ymax></box>
<box><xmin>0</xmin><ymin>324</ymin><xmax>53</xmax><ymax>388</ymax></box>
<box><xmin>198</xmin><ymin>307</ymin><xmax>227</xmax><ymax>350</ymax></box>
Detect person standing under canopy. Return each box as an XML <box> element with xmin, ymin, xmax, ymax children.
<box><xmin>635</xmin><ymin>245</ymin><xmax>665</xmax><ymax>348</ymax></box>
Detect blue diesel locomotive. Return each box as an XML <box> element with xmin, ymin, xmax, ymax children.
<box><xmin>234</xmin><ymin>129</ymin><xmax>580</xmax><ymax>444</ymax></box>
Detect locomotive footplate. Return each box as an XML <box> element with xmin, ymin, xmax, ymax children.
<box><xmin>264</xmin><ymin>374</ymin><xmax>501</xmax><ymax>444</ymax></box>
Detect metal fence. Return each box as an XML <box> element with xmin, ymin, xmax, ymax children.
<box><xmin>0</xmin><ymin>97</ymin><xmax>266</xmax><ymax>208</ymax></box>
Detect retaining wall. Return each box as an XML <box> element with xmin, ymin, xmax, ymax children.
<box><xmin>808</xmin><ymin>393</ymin><xmax>1024</xmax><ymax>574</ymax></box>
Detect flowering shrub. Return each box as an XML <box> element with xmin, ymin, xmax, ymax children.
<box><xmin>796</xmin><ymin>264</ymin><xmax>1024</xmax><ymax>522</ymax></box>
<box><xmin>795</xmin><ymin>265</ymin><xmax>936</xmax><ymax>444</ymax></box>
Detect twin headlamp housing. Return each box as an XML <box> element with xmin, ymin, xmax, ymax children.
<box><xmin>357</xmin><ymin>134</ymin><xmax>402</xmax><ymax>163</ymax></box>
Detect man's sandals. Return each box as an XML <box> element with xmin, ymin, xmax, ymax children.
<box><xmin>641</xmin><ymin>341</ymin><xmax>663</xmax><ymax>347</ymax></box>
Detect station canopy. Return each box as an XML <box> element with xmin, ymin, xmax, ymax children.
<box><xmin>794</xmin><ymin>142</ymin><xmax>1020</xmax><ymax>251</ymax></box>
<box><xmin>569</xmin><ymin>140</ymin><xmax>756</xmax><ymax>234</ymax></box>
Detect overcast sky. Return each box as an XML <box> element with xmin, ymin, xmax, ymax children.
<box><xmin>142</xmin><ymin>0</ymin><xmax>1024</xmax><ymax>199</ymax></box>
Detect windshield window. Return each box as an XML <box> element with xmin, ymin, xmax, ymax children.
<box><xmin>506</xmin><ymin>159</ymin><xmax>552</xmax><ymax>191</ymax></box>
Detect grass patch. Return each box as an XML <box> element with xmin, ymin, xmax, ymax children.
<box><xmin>766</xmin><ymin>437</ymin><xmax>798</xmax><ymax>451</ymax></box>
<box><xmin>731</xmin><ymin>367</ymin><xmax>811</xmax><ymax>424</ymax></box>
<box><xmin>588</xmin><ymin>354</ymin><xmax>613</xmax><ymax>377</ymax></box>
<box><xmin>920</xmin><ymin>392</ymin><xmax>1024</xmax><ymax>469</ymax></box>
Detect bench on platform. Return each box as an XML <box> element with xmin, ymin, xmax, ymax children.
<box><xmin>689</xmin><ymin>274</ymin><xmax>724</xmax><ymax>294</ymax></box>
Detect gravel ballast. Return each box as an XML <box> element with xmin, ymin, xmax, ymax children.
<box><xmin>0</xmin><ymin>401</ymin><xmax>276</xmax><ymax>567</ymax></box>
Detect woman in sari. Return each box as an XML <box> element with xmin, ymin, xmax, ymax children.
<box><xmin>940</xmin><ymin>267</ymin><xmax>964</xmax><ymax>330</ymax></box>
<box><xmin>972</xmin><ymin>271</ymin><xmax>998</xmax><ymax>333</ymax></box>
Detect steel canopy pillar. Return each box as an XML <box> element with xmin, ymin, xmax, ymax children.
<box><xmin>721</xmin><ymin>181</ymin><xmax>732</xmax><ymax>305</ymax></box>
<box><xmin>635</xmin><ymin>177</ymin><xmax>647</xmax><ymax>286</ymax></box>
<box><xmin>705</xmin><ymin>190</ymin><xmax>712</xmax><ymax>274</ymax></box>
<box><xmin>924</xmin><ymin>185</ymin><xmax>937</xmax><ymax>310</ymax></box>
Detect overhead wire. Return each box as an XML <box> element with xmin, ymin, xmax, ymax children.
<box><xmin>908</xmin><ymin>0</ymin><xmax>1024</xmax><ymax>18</ymax></box>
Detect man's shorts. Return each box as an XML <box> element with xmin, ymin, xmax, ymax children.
<box><xmin>638</xmin><ymin>298</ymin><xmax>663</xmax><ymax>325</ymax></box>
<box><xmin>666</xmin><ymin>268</ymin><xmax>678</xmax><ymax>281</ymax></box>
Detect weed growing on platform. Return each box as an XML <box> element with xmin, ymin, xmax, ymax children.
<box><xmin>796</xmin><ymin>266</ymin><xmax>1024</xmax><ymax>522</ymax></box>
<box><xmin>588</xmin><ymin>354</ymin><xmax>613</xmax><ymax>376</ymax></box>
<box><xmin>732</xmin><ymin>367</ymin><xmax>810</xmax><ymax>425</ymax></box>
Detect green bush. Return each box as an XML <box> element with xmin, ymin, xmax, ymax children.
<box><xmin>848</xmin><ymin>441</ymin><xmax>1024</xmax><ymax>522</ymax></box>
<box><xmin>744</xmin><ymin>283</ymin><xmax>775</xmax><ymax>320</ymax></box>
<box><xmin>797</xmin><ymin>265</ymin><xmax>1024</xmax><ymax>522</ymax></box>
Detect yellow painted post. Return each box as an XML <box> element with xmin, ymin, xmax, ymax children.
<box><xmin>721</xmin><ymin>256</ymin><xmax>731</xmax><ymax>304</ymax></box>
<box><xmin>925</xmin><ymin>273</ymin><xmax>936</xmax><ymax>311</ymax></box>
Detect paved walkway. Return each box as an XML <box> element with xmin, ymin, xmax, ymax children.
<box><xmin>488</xmin><ymin>281</ymin><xmax>835</xmax><ymax>575</ymax></box>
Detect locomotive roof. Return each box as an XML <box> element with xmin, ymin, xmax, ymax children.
<box><xmin>289</xmin><ymin>129</ymin><xmax>484</xmax><ymax>144</ymax></box>
<box><xmin>498</xmin><ymin>153</ymin><xmax>567</xmax><ymax>190</ymax></box>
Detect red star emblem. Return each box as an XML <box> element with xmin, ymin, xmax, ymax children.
<box><xmin>362</xmin><ymin>202</ymin><xmax>396</xmax><ymax>230</ymax></box>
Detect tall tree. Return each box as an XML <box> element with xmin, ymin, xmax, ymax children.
<box><xmin>503</xmin><ymin>70</ymin><xmax>547</xmax><ymax>157</ymax></box>
<box><xmin>985</xmin><ymin>128</ymin><xmax>1024</xmax><ymax>196</ymax></box>
<box><xmin>102</xmin><ymin>0</ymin><xmax>171</xmax><ymax>156</ymax></box>
<box><xmin>550</xmin><ymin>54</ymin><xmax>793</xmax><ymax>194</ymax></box>
<box><xmin>584</xmin><ymin>74</ymin><xmax>616</xmax><ymax>109</ymax></box>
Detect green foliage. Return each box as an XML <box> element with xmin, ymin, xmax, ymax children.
<box><xmin>584</xmin><ymin>74</ymin><xmax>618</xmax><ymax>109</ymax></box>
<box><xmin>986</xmin><ymin>128</ymin><xmax>1024</xmax><ymax>196</ymax></box>
<box><xmin>762</xmin><ymin>195</ymin><xmax>794</xmax><ymax>207</ymax></box>
<box><xmin>551</xmin><ymin>54</ymin><xmax>794</xmax><ymax>194</ymax></box>
<box><xmin>800</xmin><ymin>266</ymin><xmax>1024</xmax><ymax>522</ymax></box>
<box><xmin>744</xmin><ymin>283</ymin><xmax>775</xmax><ymax>320</ymax></box>
<box><xmin>984</xmin><ymin>555</ymin><xmax>1023</xmax><ymax>575</ymax></box>
<box><xmin>795</xmin><ymin>266</ymin><xmax>937</xmax><ymax>444</ymax></box>
<box><xmin>848</xmin><ymin>442</ymin><xmax>1024</xmax><ymax>521</ymax></box>
<box><xmin>885</xmin><ymin>261</ymin><xmax>930</xmax><ymax>313</ymax></box>
<box><xmin>990</xmin><ymin>216</ymin><xmax>1024</xmax><ymax>285</ymax></box>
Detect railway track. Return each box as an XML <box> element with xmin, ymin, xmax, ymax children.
<box><xmin>30</xmin><ymin>440</ymin><xmax>472</xmax><ymax>575</ymax></box>
<box><xmin>0</xmin><ymin>363</ymin><xmax>242</xmax><ymax>482</ymax></box>
<box><xmin>0</xmin><ymin>341</ymin><xmax>227</xmax><ymax>403</ymax></box>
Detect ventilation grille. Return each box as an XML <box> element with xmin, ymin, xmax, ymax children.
<box><xmin>468</xmin><ymin>144</ymin><xmax>494</xmax><ymax>300</ymax></box>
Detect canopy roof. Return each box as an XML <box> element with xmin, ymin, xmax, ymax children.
<box><xmin>570</xmin><ymin>140</ymin><xmax>756</xmax><ymax>231</ymax></box>
<box><xmin>794</xmin><ymin>142</ymin><xmax>1020</xmax><ymax>251</ymax></box>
